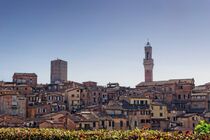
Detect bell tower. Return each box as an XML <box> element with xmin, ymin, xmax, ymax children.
<box><xmin>143</xmin><ymin>41</ymin><xmax>154</xmax><ymax>82</ymax></box>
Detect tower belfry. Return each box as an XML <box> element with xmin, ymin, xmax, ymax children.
<box><xmin>143</xmin><ymin>41</ymin><xmax>154</xmax><ymax>82</ymax></box>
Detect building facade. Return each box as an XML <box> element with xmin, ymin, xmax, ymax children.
<box><xmin>0</xmin><ymin>90</ymin><xmax>27</xmax><ymax>118</ymax></box>
<box><xmin>13</xmin><ymin>73</ymin><xmax>37</xmax><ymax>86</ymax></box>
<box><xmin>65</xmin><ymin>88</ymin><xmax>81</xmax><ymax>112</ymax></box>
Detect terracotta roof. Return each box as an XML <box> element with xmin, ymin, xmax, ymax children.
<box><xmin>0</xmin><ymin>115</ymin><xmax>25</xmax><ymax>124</ymax></box>
<box><xmin>105</xmin><ymin>100</ymin><xmax>149</xmax><ymax>110</ymax></box>
<box><xmin>136</xmin><ymin>79</ymin><xmax>194</xmax><ymax>87</ymax></box>
<box><xmin>13</xmin><ymin>73</ymin><xmax>37</xmax><ymax>77</ymax></box>
<box><xmin>39</xmin><ymin>111</ymin><xmax>80</xmax><ymax>122</ymax></box>
<box><xmin>75</xmin><ymin>112</ymin><xmax>99</xmax><ymax>122</ymax></box>
<box><xmin>121</xmin><ymin>100</ymin><xmax>150</xmax><ymax>110</ymax></box>
<box><xmin>178</xmin><ymin>113</ymin><xmax>198</xmax><ymax>118</ymax></box>
<box><xmin>105</xmin><ymin>101</ymin><xmax>123</xmax><ymax>110</ymax></box>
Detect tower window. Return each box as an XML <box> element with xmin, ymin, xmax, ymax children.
<box><xmin>146</xmin><ymin>52</ymin><xmax>149</xmax><ymax>59</ymax></box>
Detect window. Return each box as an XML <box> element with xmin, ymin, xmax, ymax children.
<box><xmin>178</xmin><ymin>95</ymin><xmax>181</xmax><ymax>99</ymax></box>
<box><xmin>140</xmin><ymin>101</ymin><xmax>144</xmax><ymax>105</ymax></box>
<box><xmin>109</xmin><ymin>121</ymin><xmax>112</xmax><ymax>127</ymax></box>
<box><xmin>184</xmin><ymin>95</ymin><xmax>186</xmax><ymax>99</ymax></box>
<box><xmin>72</xmin><ymin>94</ymin><xmax>75</xmax><ymax>98</ymax></box>
<box><xmin>93</xmin><ymin>122</ymin><xmax>96</xmax><ymax>127</ymax></box>
<box><xmin>120</xmin><ymin>121</ymin><xmax>123</xmax><ymax>127</ymax></box>
<box><xmin>101</xmin><ymin>121</ymin><xmax>105</xmax><ymax>127</ymax></box>
<box><xmin>134</xmin><ymin>121</ymin><xmax>137</xmax><ymax>127</ymax></box>
<box><xmin>160</xmin><ymin>106</ymin><xmax>163</xmax><ymax>110</ymax></box>
<box><xmin>126</xmin><ymin>121</ymin><xmax>129</xmax><ymax>127</ymax></box>
<box><xmin>151</xmin><ymin>113</ymin><xmax>154</xmax><ymax>117</ymax></box>
<box><xmin>112</xmin><ymin>121</ymin><xmax>115</xmax><ymax>127</ymax></box>
<box><xmin>160</xmin><ymin>113</ymin><xmax>163</xmax><ymax>117</ymax></box>
<box><xmin>84</xmin><ymin>124</ymin><xmax>90</xmax><ymax>130</ymax></box>
<box><xmin>12</xmin><ymin>96</ymin><xmax>17</xmax><ymax>106</ymax></box>
<box><xmin>38</xmin><ymin>108</ymin><xmax>41</xmax><ymax>113</ymax></box>
<box><xmin>141</xmin><ymin>119</ymin><xmax>145</xmax><ymax>123</ymax></box>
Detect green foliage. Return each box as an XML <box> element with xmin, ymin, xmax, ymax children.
<box><xmin>194</xmin><ymin>120</ymin><xmax>210</xmax><ymax>134</ymax></box>
<box><xmin>0</xmin><ymin>128</ymin><xmax>209</xmax><ymax>140</ymax></box>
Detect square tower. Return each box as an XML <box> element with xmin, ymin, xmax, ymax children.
<box><xmin>51</xmin><ymin>59</ymin><xmax>68</xmax><ymax>84</ymax></box>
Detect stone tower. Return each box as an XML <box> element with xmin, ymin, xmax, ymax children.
<box><xmin>143</xmin><ymin>42</ymin><xmax>154</xmax><ymax>82</ymax></box>
<box><xmin>51</xmin><ymin>59</ymin><xmax>68</xmax><ymax>84</ymax></box>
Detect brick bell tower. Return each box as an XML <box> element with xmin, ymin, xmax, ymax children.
<box><xmin>143</xmin><ymin>41</ymin><xmax>154</xmax><ymax>82</ymax></box>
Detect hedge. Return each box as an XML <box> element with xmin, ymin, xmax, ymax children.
<box><xmin>0</xmin><ymin>128</ymin><xmax>209</xmax><ymax>140</ymax></box>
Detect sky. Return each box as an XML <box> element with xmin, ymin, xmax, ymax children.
<box><xmin>0</xmin><ymin>0</ymin><xmax>210</xmax><ymax>87</ymax></box>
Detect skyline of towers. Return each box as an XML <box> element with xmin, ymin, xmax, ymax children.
<box><xmin>51</xmin><ymin>59</ymin><xmax>68</xmax><ymax>84</ymax></box>
<box><xmin>10</xmin><ymin>42</ymin><xmax>153</xmax><ymax>85</ymax></box>
<box><xmin>143</xmin><ymin>42</ymin><xmax>154</xmax><ymax>82</ymax></box>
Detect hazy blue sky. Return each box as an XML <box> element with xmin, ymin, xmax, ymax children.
<box><xmin>0</xmin><ymin>0</ymin><xmax>210</xmax><ymax>87</ymax></box>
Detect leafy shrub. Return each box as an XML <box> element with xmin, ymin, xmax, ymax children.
<box><xmin>0</xmin><ymin>128</ymin><xmax>209</xmax><ymax>140</ymax></box>
<box><xmin>194</xmin><ymin>120</ymin><xmax>210</xmax><ymax>134</ymax></box>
